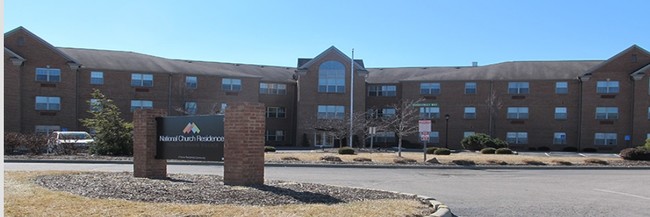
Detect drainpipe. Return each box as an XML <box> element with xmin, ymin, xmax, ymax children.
<box><xmin>629</xmin><ymin>77</ymin><xmax>636</xmax><ymax>149</ymax></box>
<box><xmin>577</xmin><ymin>77</ymin><xmax>585</xmax><ymax>152</ymax></box>
<box><xmin>168</xmin><ymin>73</ymin><xmax>173</xmax><ymax>114</ymax></box>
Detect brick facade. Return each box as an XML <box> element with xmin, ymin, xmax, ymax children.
<box><xmin>223</xmin><ymin>102</ymin><xmax>265</xmax><ymax>186</ymax></box>
<box><xmin>133</xmin><ymin>109</ymin><xmax>167</xmax><ymax>179</ymax></box>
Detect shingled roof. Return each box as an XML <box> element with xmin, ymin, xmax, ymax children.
<box><xmin>366</xmin><ymin>60</ymin><xmax>603</xmax><ymax>83</ymax></box>
<box><xmin>57</xmin><ymin>47</ymin><xmax>297</xmax><ymax>83</ymax></box>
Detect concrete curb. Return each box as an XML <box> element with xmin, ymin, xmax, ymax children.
<box><xmin>4</xmin><ymin>159</ymin><xmax>650</xmax><ymax>170</ymax></box>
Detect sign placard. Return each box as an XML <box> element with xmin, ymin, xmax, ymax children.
<box><xmin>156</xmin><ymin>115</ymin><xmax>224</xmax><ymax>161</ymax></box>
<box><xmin>419</xmin><ymin>120</ymin><xmax>431</xmax><ymax>132</ymax></box>
<box><xmin>413</xmin><ymin>103</ymin><xmax>439</xmax><ymax>107</ymax></box>
<box><xmin>420</xmin><ymin>131</ymin><xmax>430</xmax><ymax>142</ymax></box>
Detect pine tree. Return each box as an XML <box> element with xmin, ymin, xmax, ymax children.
<box><xmin>80</xmin><ymin>89</ymin><xmax>133</xmax><ymax>155</ymax></box>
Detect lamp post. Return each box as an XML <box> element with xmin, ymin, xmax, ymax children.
<box><xmin>445</xmin><ymin>114</ymin><xmax>450</xmax><ymax>148</ymax></box>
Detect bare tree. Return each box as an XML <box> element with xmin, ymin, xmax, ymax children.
<box><xmin>384</xmin><ymin>98</ymin><xmax>425</xmax><ymax>157</ymax></box>
<box><xmin>351</xmin><ymin>110</ymin><xmax>385</xmax><ymax>149</ymax></box>
<box><xmin>486</xmin><ymin>88</ymin><xmax>503</xmax><ymax>137</ymax></box>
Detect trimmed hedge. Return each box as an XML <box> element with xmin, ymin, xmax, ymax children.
<box><xmin>338</xmin><ymin>147</ymin><xmax>355</xmax><ymax>155</ymax></box>
<box><xmin>495</xmin><ymin>148</ymin><xmax>514</xmax><ymax>155</ymax></box>
<box><xmin>480</xmin><ymin>148</ymin><xmax>496</xmax><ymax>154</ymax></box>
<box><xmin>426</xmin><ymin>147</ymin><xmax>440</xmax><ymax>154</ymax></box>
<box><xmin>619</xmin><ymin>147</ymin><xmax>650</xmax><ymax>161</ymax></box>
<box><xmin>264</xmin><ymin>146</ymin><xmax>276</xmax><ymax>152</ymax></box>
<box><xmin>461</xmin><ymin>133</ymin><xmax>508</xmax><ymax>151</ymax></box>
<box><xmin>433</xmin><ymin>148</ymin><xmax>451</xmax><ymax>155</ymax></box>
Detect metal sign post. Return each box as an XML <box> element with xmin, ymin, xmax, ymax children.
<box><xmin>419</xmin><ymin>120</ymin><xmax>432</xmax><ymax>162</ymax></box>
<box><xmin>369</xmin><ymin>127</ymin><xmax>376</xmax><ymax>153</ymax></box>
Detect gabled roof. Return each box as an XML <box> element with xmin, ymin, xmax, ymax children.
<box><xmin>297</xmin><ymin>46</ymin><xmax>367</xmax><ymax>71</ymax></box>
<box><xmin>366</xmin><ymin>60</ymin><xmax>603</xmax><ymax>83</ymax></box>
<box><xmin>4</xmin><ymin>26</ymin><xmax>78</xmax><ymax>64</ymax></box>
<box><xmin>631</xmin><ymin>63</ymin><xmax>650</xmax><ymax>78</ymax></box>
<box><xmin>580</xmin><ymin>44</ymin><xmax>650</xmax><ymax>77</ymax></box>
<box><xmin>57</xmin><ymin>47</ymin><xmax>296</xmax><ymax>82</ymax></box>
<box><xmin>4</xmin><ymin>47</ymin><xmax>25</xmax><ymax>61</ymax></box>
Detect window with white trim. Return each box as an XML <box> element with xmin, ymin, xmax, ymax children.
<box><xmin>595</xmin><ymin>107</ymin><xmax>618</xmax><ymax>120</ymax></box>
<box><xmin>266</xmin><ymin>130</ymin><xmax>285</xmax><ymax>142</ymax></box>
<box><xmin>553</xmin><ymin>132</ymin><xmax>566</xmax><ymax>145</ymax></box>
<box><xmin>317</xmin><ymin>105</ymin><xmax>345</xmax><ymax>119</ymax></box>
<box><xmin>222</xmin><ymin>78</ymin><xmax>241</xmax><ymax>91</ymax></box>
<box><xmin>130</xmin><ymin>100</ymin><xmax>153</xmax><ymax>111</ymax></box>
<box><xmin>35</xmin><ymin>96</ymin><xmax>61</xmax><ymax>110</ymax></box>
<box><xmin>375</xmin><ymin>131</ymin><xmax>396</xmax><ymax>143</ymax></box>
<box><xmin>594</xmin><ymin>133</ymin><xmax>617</xmax><ymax>146</ymax></box>
<box><xmin>464</xmin><ymin>107</ymin><xmax>476</xmax><ymax>119</ymax></box>
<box><xmin>186</xmin><ymin>76</ymin><xmax>197</xmax><ymax>89</ymax></box>
<box><xmin>266</xmin><ymin>107</ymin><xmax>286</xmax><ymax>118</ymax></box>
<box><xmin>507</xmin><ymin>107</ymin><xmax>529</xmax><ymax>119</ymax></box>
<box><xmin>555</xmin><ymin>82</ymin><xmax>568</xmax><ymax>94</ymax></box>
<box><xmin>419</xmin><ymin>107</ymin><xmax>440</xmax><ymax>119</ymax></box>
<box><xmin>555</xmin><ymin>107</ymin><xmax>567</xmax><ymax>120</ymax></box>
<box><xmin>131</xmin><ymin>73</ymin><xmax>153</xmax><ymax>87</ymax></box>
<box><xmin>90</xmin><ymin>71</ymin><xmax>103</xmax><ymax>85</ymax></box>
<box><xmin>508</xmin><ymin>82</ymin><xmax>529</xmax><ymax>94</ymax></box>
<box><xmin>463</xmin><ymin>131</ymin><xmax>475</xmax><ymax>138</ymax></box>
<box><xmin>260</xmin><ymin>83</ymin><xmax>287</xmax><ymax>95</ymax></box>
<box><xmin>318</xmin><ymin>61</ymin><xmax>345</xmax><ymax>93</ymax></box>
<box><xmin>420</xmin><ymin>83</ymin><xmax>441</xmax><ymax>95</ymax></box>
<box><xmin>368</xmin><ymin>85</ymin><xmax>396</xmax><ymax>96</ymax></box>
<box><xmin>596</xmin><ymin>81</ymin><xmax>619</xmax><ymax>94</ymax></box>
<box><xmin>506</xmin><ymin>132</ymin><xmax>528</xmax><ymax>144</ymax></box>
<box><xmin>36</xmin><ymin>68</ymin><xmax>61</xmax><ymax>82</ymax></box>
<box><xmin>465</xmin><ymin>82</ymin><xmax>477</xmax><ymax>94</ymax></box>
<box><xmin>185</xmin><ymin>102</ymin><xmax>197</xmax><ymax>115</ymax></box>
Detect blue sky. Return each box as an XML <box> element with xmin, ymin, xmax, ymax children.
<box><xmin>5</xmin><ymin>0</ymin><xmax>650</xmax><ymax>67</ymax></box>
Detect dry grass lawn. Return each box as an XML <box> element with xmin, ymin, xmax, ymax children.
<box><xmin>266</xmin><ymin>151</ymin><xmax>625</xmax><ymax>165</ymax></box>
<box><xmin>4</xmin><ymin>171</ymin><xmax>427</xmax><ymax>217</ymax></box>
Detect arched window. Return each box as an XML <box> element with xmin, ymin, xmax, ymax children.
<box><xmin>318</xmin><ymin>61</ymin><xmax>345</xmax><ymax>93</ymax></box>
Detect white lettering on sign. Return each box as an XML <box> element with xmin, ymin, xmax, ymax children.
<box><xmin>159</xmin><ymin>135</ymin><xmax>224</xmax><ymax>143</ymax></box>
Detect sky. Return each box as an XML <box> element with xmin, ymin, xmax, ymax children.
<box><xmin>4</xmin><ymin>0</ymin><xmax>650</xmax><ymax>68</ymax></box>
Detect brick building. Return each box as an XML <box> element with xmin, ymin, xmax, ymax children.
<box><xmin>5</xmin><ymin>26</ymin><xmax>650</xmax><ymax>152</ymax></box>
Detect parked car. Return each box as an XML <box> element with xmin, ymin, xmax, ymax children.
<box><xmin>47</xmin><ymin>131</ymin><xmax>95</xmax><ymax>154</ymax></box>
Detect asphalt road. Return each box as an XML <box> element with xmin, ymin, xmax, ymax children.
<box><xmin>5</xmin><ymin>163</ymin><xmax>650</xmax><ymax>217</ymax></box>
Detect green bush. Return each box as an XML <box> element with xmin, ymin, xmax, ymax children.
<box><xmin>480</xmin><ymin>148</ymin><xmax>496</xmax><ymax>154</ymax></box>
<box><xmin>645</xmin><ymin>138</ymin><xmax>650</xmax><ymax>150</ymax></box>
<box><xmin>338</xmin><ymin>147</ymin><xmax>355</xmax><ymax>155</ymax></box>
<box><xmin>426</xmin><ymin>147</ymin><xmax>439</xmax><ymax>154</ymax></box>
<box><xmin>433</xmin><ymin>148</ymin><xmax>451</xmax><ymax>155</ymax></box>
<box><xmin>81</xmin><ymin>89</ymin><xmax>133</xmax><ymax>156</ymax></box>
<box><xmin>264</xmin><ymin>146</ymin><xmax>276</xmax><ymax>152</ymax></box>
<box><xmin>495</xmin><ymin>148</ymin><xmax>514</xmax><ymax>155</ymax></box>
<box><xmin>461</xmin><ymin>133</ymin><xmax>508</xmax><ymax>150</ymax></box>
<box><xmin>619</xmin><ymin>147</ymin><xmax>650</xmax><ymax>161</ymax></box>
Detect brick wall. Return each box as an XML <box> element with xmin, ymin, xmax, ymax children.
<box><xmin>133</xmin><ymin>109</ymin><xmax>167</xmax><ymax>178</ymax></box>
<box><xmin>224</xmin><ymin>102</ymin><xmax>265</xmax><ymax>186</ymax></box>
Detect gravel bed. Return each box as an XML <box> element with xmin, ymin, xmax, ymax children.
<box><xmin>35</xmin><ymin>172</ymin><xmax>421</xmax><ymax>206</ymax></box>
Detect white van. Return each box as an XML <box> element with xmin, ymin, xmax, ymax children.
<box><xmin>47</xmin><ymin>131</ymin><xmax>95</xmax><ymax>154</ymax></box>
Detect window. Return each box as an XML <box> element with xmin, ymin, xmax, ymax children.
<box><xmin>507</xmin><ymin>107</ymin><xmax>529</xmax><ymax>119</ymax></box>
<box><xmin>185</xmin><ymin>102</ymin><xmax>197</xmax><ymax>115</ymax></box>
<box><xmin>266</xmin><ymin>107</ymin><xmax>286</xmax><ymax>118</ymax></box>
<box><xmin>35</xmin><ymin>68</ymin><xmax>61</xmax><ymax>82</ymax></box>
<box><xmin>219</xmin><ymin>103</ymin><xmax>228</xmax><ymax>114</ymax></box>
<box><xmin>420</xmin><ymin>83</ymin><xmax>441</xmax><ymax>95</ymax></box>
<box><xmin>647</xmin><ymin>133</ymin><xmax>650</xmax><ymax>139</ymax></box>
<box><xmin>464</xmin><ymin>131</ymin><xmax>475</xmax><ymax>138</ymax></box>
<box><xmin>508</xmin><ymin>82</ymin><xmax>529</xmax><ymax>94</ymax></box>
<box><xmin>260</xmin><ymin>83</ymin><xmax>287</xmax><ymax>95</ymax></box>
<box><xmin>506</xmin><ymin>132</ymin><xmax>528</xmax><ymax>144</ymax></box>
<box><xmin>594</xmin><ymin>133</ymin><xmax>617</xmax><ymax>146</ymax></box>
<box><xmin>464</xmin><ymin>107</ymin><xmax>476</xmax><ymax>119</ymax></box>
<box><xmin>186</xmin><ymin>76</ymin><xmax>197</xmax><ymax>89</ymax></box>
<box><xmin>266</xmin><ymin>130</ymin><xmax>285</xmax><ymax>142</ymax></box>
<box><xmin>130</xmin><ymin>100</ymin><xmax>153</xmax><ymax>111</ymax></box>
<box><xmin>222</xmin><ymin>78</ymin><xmax>241</xmax><ymax>91</ymax></box>
<box><xmin>368</xmin><ymin>85</ymin><xmax>396</xmax><ymax>96</ymax></box>
<box><xmin>595</xmin><ymin>107</ymin><xmax>618</xmax><ymax>120</ymax></box>
<box><xmin>555</xmin><ymin>107</ymin><xmax>567</xmax><ymax>120</ymax></box>
<box><xmin>35</xmin><ymin>96</ymin><xmax>60</xmax><ymax>110</ymax></box>
<box><xmin>131</xmin><ymin>73</ymin><xmax>153</xmax><ymax>87</ymax></box>
<box><xmin>465</xmin><ymin>82</ymin><xmax>477</xmax><ymax>94</ymax></box>
<box><xmin>35</xmin><ymin>125</ymin><xmax>60</xmax><ymax>135</ymax></box>
<box><xmin>374</xmin><ymin>131</ymin><xmax>396</xmax><ymax>143</ymax></box>
<box><xmin>90</xmin><ymin>99</ymin><xmax>101</xmax><ymax>112</ymax></box>
<box><xmin>90</xmin><ymin>71</ymin><xmax>104</xmax><ymax>85</ymax></box>
<box><xmin>555</xmin><ymin>82</ymin><xmax>568</xmax><ymax>94</ymax></box>
<box><xmin>596</xmin><ymin>81</ymin><xmax>619</xmax><ymax>94</ymax></box>
<box><xmin>428</xmin><ymin>131</ymin><xmax>440</xmax><ymax>143</ymax></box>
<box><xmin>419</xmin><ymin>107</ymin><xmax>440</xmax><ymax>119</ymax></box>
<box><xmin>554</xmin><ymin>132</ymin><xmax>567</xmax><ymax>145</ymax></box>
<box><xmin>318</xmin><ymin>61</ymin><xmax>345</xmax><ymax>93</ymax></box>
<box><xmin>647</xmin><ymin>107</ymin><xmax>650</xmax><ymax>119</ymax></box>
<box><xmin>380</xmin><ymin>108</ymin><xmax>396</xmax><ymax>118</ymax></box>
<box><xmin>317</xmin><ymin>105</ymin><xmax>345</xmax><ymax>119</ymax></box>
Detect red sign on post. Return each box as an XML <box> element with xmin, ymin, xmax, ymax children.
<box><xmin>418</xmin><ymin>120</ymin><xmax>431</xmax><ymax>133</ymax></box>
<box><xmin>420</xmin><ymin>131</ymin><xmax>430</xmax><ymax>142</ymax></box>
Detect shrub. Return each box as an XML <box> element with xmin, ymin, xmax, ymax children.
<box><xmin>645</xmin><ymin>138</ymin><xmax>650</xmax><ymax>150</ymax></box>
<box><xmin>281</xmin><ymin>156</ymin><xmax>300</xmax><ymax>161</ymax></box>
<box><xmin>487</xmin><ymin>160</ymin><xmax>508</xmax><ymax>165</ymax></box>
<box><xmin>433</xmin><ymin>148</ymin><xmax>451</xmax><ymax>155</ymax></box>
<box><xmin>393</xmin><ymin>158</ymin><xmax>417</xmax><ymax>164</ymax></box>
<box><xmin>452</xmin><ymin>159</ymin><xmax>476</xmax><ymax>166</ymax></box>
<box><xmin>4</xmin><ymin>132</ymin><xmax>23</xmax><ymax>154</ymax></box>
<box><xmin>495</xmin><ymin>148</ymin><xmax>514</xmax><ymax>155</ymax></box>
<box><xmin>486</xmin><ymin>138</ymin><xmax>509</xmax><ymax>149</ymax></box>
<box><xmin>338</xmin><ymin>147</ymin><xmax>355</xmax><ymax>155</ymax></box>
<box><xmin>426</xmin><ymin>147</ymin><xmax>439</xmax><ymax>154</ymax></box>
<box><xmin>584</xmin><ymin>158</ymin><xmax>608</xmax><ymax>165</ymax></box>
<box><xmin>461</xmin><ymin>133</ymin><xmax>508</xmax><ymax>150</ymax></box>
<box><xmin>480</xmin><ymin>148</ymin><xmax>496</xmax><ymax>154</ymax></box>
<box><xmin>353</xmin><ymin>157</ymin><xmax>372</xmax><ymax>162</ymax></box>
<box><xmin>523</xmin><ymin>160</ymin><xmax>546</xmax><ymax>165</ymax></box>
<box><xmin>320</xmin><ymin>155</ymin><xmax>342</xmax><ymax>162</ymax></box>
<box><xmin>551</xmin><ymin>160</ymin><xmax>573</xmax><ymax>166</ymax></box>
<box><xmin>582</xmin><ymin>148</ymin><xmax>598</xmax><ymax>153</ymax></box>
<box><xmin>81</xmin><ymin>89</ymin><xmax>133</xmax><ymax>156</ymax></box>
<box><xmin>619</xmin><ymin>148</ymin><xmax>650</xmax><ymax>161</ymax></box>
<box><xmin>264</xmin><ymin>146</ymin><xmax>276</xmax><ymax>152</ymax></box>
<box><xmin>562</xmin><ymin>147</ymin><xmax>578</xmax><ymax>152</ymax></box>
<box><xmin>23</xmin><ymin>133</ymin><xmax>48</xmax><ymax>155</ymax></box>
<box><xmin>537</xmin><ymin>146</ymin><xmax>551</xmax><ymax>152</ymax></box>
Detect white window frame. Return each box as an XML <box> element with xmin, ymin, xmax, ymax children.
<box><xmin>463</xmin><ymin>131</ymin><xmax>475</xmax><ymax>138</ymax></box>
<box><xmin>35</xmin><ymin>96</ymin><xmax>61</xmax><ymax>111</ymax></box>
<box><xmin>317</xmin><ymin>105</ymin><xmax>345</xmax><ymax>119</ymax></box>
<box><xmin>266</xmin><ymin>130</ymin><xmax>285</xmax><ymax>142</ymax></box>
<box><xmin>464</xmin><ymin>107</ymin><xmax>476</xmax><ymax>119</ymax></box>
<box><xmin>508</xmin><ymin>82</ymin><xmax>529</xmax><ymax>94</ymax></box>
<box><xmin>185</xmin><ymin>101</ymin><xmax>197</xmax><ymax>115</ymax></box>
<box><xmin>555</xmin><ymin>82</ymin><xmax>568</xmax><ymax>94</ymax></box>
<box><xmin>186</xmin><ymin>76</ymin><xmax>198</xmax><ymax>89</ymax></box>
<box><xmin>465</xmin><ymin>82</ymin><xmax>477</xmax><ymax>94</ymax></box>
<box><xmin>35</xmin><ymin>68</ymin><xmax>61</xmax><ymax>82</ymax></box>
<box><xmin>420</xmin><ymin>83</ymin><xmax>441</xmax><ymax>95</ymax></box>
<box><xmin>318</xmin><ymin>61</ymin><xmax>345</xmax><ymax>93</ymax></box>
<box><xmin>90</xmin><ymin>71</ymin><xmax>104</xmax><ymax>85</ymax></box>
<box><xmin>260</xmin><ymin>83</ymin><xmax>287</xmax><ymax>95</ymax></box>
<box><xmin>594</xmin><ymin>133</ymin><xmax>617</xmax><ymax>146</ymax></box>
<box><xmin>368</xmin><ymin>85</ymin><xmax>397</xmax><ymax>96</ymax></box>
<box><xmin>130</xmin><ymin>100</ymin><xmax>153</xmax><ymax>111</ymax></box>
<box><xmin>266</xmin><ymin>107</ymin><xmax>286</xmax><ymax>118</ymax></box>
<box><xmin>131</xmin><ymin>73</ymin><xmax>153</xmax><ymax>87</ymax></box>
<box><xmin>596</xmin><ymin>81</ymin><xmax>619</xmax><ymax>94</ymax></box>
<box><xmin>507</xmin><ymin>107</ymin><xmax>529</xmax><ymax>119</ymax></box>
<box><xmin>595</xmin><ymin>107</ymin><xmax>618</xmax><ymax>120</ymax></box>
<box><xmin>555</xmin><ymin>107</ymin><xmax>567</xmax><ymax>120</ymax></box>
<box><xmin>553</xmin><ymin>132</ymin><xmax>567</xmax><ymax>145</ymax></box>
<box><xmin>419</xmin><ymin>107</ymin><xmax>440</xmax><ymax>119</ymax></box>
<box><xmin>506</xmin><ymin>132</ymin><xmax>528</xmax><ymax>144</ymax></box>
<box><xmin>222</xmin><ymin>78</ymin><xmax>242</xmax><ymax>92</ymax></box>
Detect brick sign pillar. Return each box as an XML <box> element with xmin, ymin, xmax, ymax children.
<box><xmin>224</xmin><ymin>102</ymin><xmax>265</xmax><ymax>186</ymax></box>
<box><xmin>133</xmin><ymin>109</ymin><xmax>168</xmax><ymax>179</ymax></box>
